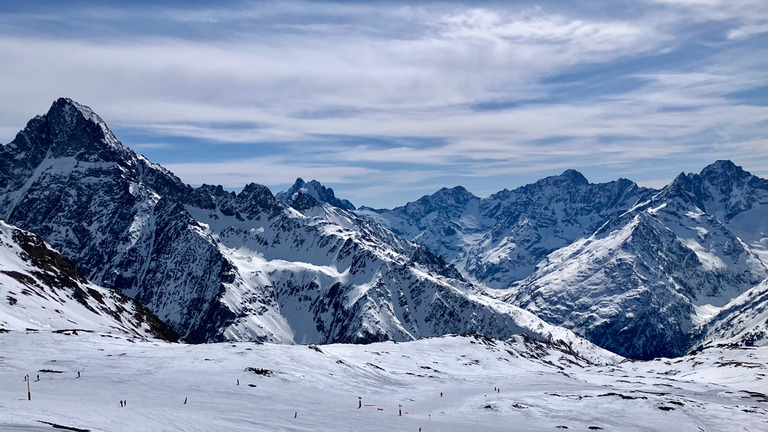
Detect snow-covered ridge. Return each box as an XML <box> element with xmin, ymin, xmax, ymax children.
<box><xmin>692</xmin><ymin>277</ymin><xmax>768</xmax><ymax>349</ymax></box>
<box><xmin>184</xmin><ymin>184</ymin><xmax>604</xmax><ymax>353</ymax></box>
<box><xmin>358</xmin><ymin>161</ymin><xmax>768</xmax><ymax>358</ymax></box>
<box><xmin>0</xmin><ymin>220</ymin><xmax>176</xmax><ymax>340</ymax></box>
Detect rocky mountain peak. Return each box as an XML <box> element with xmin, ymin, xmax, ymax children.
<box><xmin>42</xmin><ymin>97</ymin><xmax>124</xmax><ymax>158</ymax></box>
<box><xmin>276</xmin><ymin>178</ymin><xmax>356</xmax><ymax>211</ymax></box>
<box><xmin>659</xmin><ymin>160</ymin><xmax>765</xmax><ymax>221</ymax></box>
<box><xmin>291</xmin><ymin>191</ymin><xmax>321</xmax><ymax>211</ymax></box>
<box><xmin>509</xmin><ymin>169</ymin><xmax>590</xmax><ymax>198</ymax></box>
<box><xmin>664</xmin><ymin>171</ymin><xmax>697</xmax><ymax>195</ymax></box>
<box><xmin>559</xmin><ymin>169</ymin><xmax>589</xmax><ymax>185</ymax></box>
<box><xmin>698</xmin><ymin>160</ymin><xmax>753</xmax><ymax>194</ymax></box>
<box><xmin>700</xmin><ymin>159</ymin><xmax>748</xmax><ymax>179</ymax></box>
<box><xmin>236</xmin><ymin>182</ymin><xmax>283</xmax><ymax>217</ymax></box>
<box><xmin>433</xmin><ymin>185</ymin><xmax>477</xmax><ymax>204</ymax></box>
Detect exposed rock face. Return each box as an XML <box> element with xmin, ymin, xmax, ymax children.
<box><xmin>277</xmin><ymin>178</ymin><xmax>356</xmax><ymax>211</ymax></box>
<box><xmin>5</xmin><ymin>98</ymin><xmax>767</xmax><ymax>359</ymax></box>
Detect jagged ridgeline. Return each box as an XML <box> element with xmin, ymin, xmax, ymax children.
<box><xmin>0</xmin><ymin>98</ymin><xmax>590</xmax><ymax>349</ymax></box>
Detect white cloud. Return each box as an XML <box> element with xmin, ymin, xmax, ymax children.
<box><xmin>648</xmin><ymin>0</ymin><xmax>768</xmax><ymax>39</ymax></box>
<box><xmin>0</xmin><ymin>1</ymin><xmax>766</xmax><ymax>207</ymax></box>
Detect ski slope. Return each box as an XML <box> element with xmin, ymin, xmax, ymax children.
<box><xmin>0</xmin><ymin>331</ymin><xmax>766</xmax><ymax>431</ymax></box>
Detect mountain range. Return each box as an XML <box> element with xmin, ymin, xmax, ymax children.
<box><xmin>0</xmin><ymin>98</ymin><xmax>593</xmax><ymax>353</ymax></box>
<box><xmin>1</xmin><ymin>98</ymin><xmax>767</xmax><ymax>359</ymax></box>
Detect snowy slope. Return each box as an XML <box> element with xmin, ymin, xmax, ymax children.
<box><xmin>692</xmin><ymin>278</ymin><xmax>768</xmax><ymax>349</ymax></box>
<box><xmin>4</xmin><ymin>98</ymin><xmax>767</xmax><ymax>361</ymax></box>
<box><xmin>1</xmin><ymin>331</ymin><xmax>766</xmax><ymax>432</ymax></box>
<box><xmin>0</xmin><ymin>220</ymin><xmax>176</xmax><ymax>340</ymax></box>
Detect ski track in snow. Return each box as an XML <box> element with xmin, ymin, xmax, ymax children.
<box><xmin>1</xmin><ymin>331</ymin><xmax>766</xmax><ymax>432</ymax></box>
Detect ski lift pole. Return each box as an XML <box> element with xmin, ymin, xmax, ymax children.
<box><xmin>399</xmin><ymin>404</ymin><xmax>402</xmax><ymax>416</ymax></box>
<box><xmin>27</xmin><ymin>375</ymin><xmax>31</xmax><ymax>400</ymax></box>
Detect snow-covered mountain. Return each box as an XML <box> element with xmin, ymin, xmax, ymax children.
<box><xmin>0</xmin><ymin>98</ymin><xmax>242</xmax><ymax>342</ymax></box>
<box><xmin>0</xmin><ymin>220</ymin><xmax>176</xmax><ymax>340</ymax></box>
<box><xmin>360</xmin><ymin>161</ymin><xmax>768</xmax><ymax>359</ymax></box>
<box><xmin>0</xmin><ymin>98</ymin><xmax>597</xmax><ymax>349</ymax></box>
<box><xmin>276</xmin><ymin>177</ymin><xmax>356</xmax><ymax>210</ymax></box>
<box><xmin>358</xmin><ymin>171</ymin><xmax>652</xmax><ymax>289</ymax></box>
<box><xmin>691</xmin><ymin>278</ymin><xmax>768</xmax><ymax>349</ymax></box>
<box><xmin>507</xmin><ymin>161</ymin><xmax>768</xmax><ymax>359</ymax></box>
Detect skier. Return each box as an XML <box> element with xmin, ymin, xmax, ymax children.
<box><xmin>120</xmin><ymin>401</ymin><xmax>123</xmax><ymax>408</ymax></box>
<box><xmin>237</xmin><ymin>379</ymin><xmax>240</xmax><ymax>385</ymax></box>
<box><xmin>184</xmin><ymin>397</ymin><xmax>188</xmax><ymax>405</ymax></box>
<box><xmin>77</xmin><ymin>371</ymin><xmax>80</xmax><ymax>378</ymax></box>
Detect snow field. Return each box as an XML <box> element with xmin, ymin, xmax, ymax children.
<box><xmin>1</xmin><ymin>331</ymin><xmax>766</xmax><ymax>431</ymax></box>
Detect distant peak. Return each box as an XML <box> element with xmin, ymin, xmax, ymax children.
<box><xmin>534</xmin><ymin>169</ymin><xmax>588</xmax><ymax>187</ymax></box>
<box><xmin>709</xmin><ymin>159</ymin><xmax>738</xmax><ymax>170</ymax></box>
<box><xmin>276</xmin><ymin>178</ymin><xmax>355</xmax><ymax>210</ymax></box>
<box><xmin>700</xmin><ymin>160</ymin><xmax>749</xmax><ymax>178</ymax></box>
<box><xmin>434</xmin><ymin>185</ymin><xmax>476</xmax><ymax>201</ymax></box>
<box><xmin>241</xmin><ymin>182</ymin><xmax>273</xmax><ymax>196</ymax></box>
<box><xmin>559</xmin><ymin>169</ymin><xmax>589</xmax><ymax>184</ymax></box>
<box><xmin>448</xmin><ymin>185</ymin><xmax>469</xmax><ymax>193</ymax></box>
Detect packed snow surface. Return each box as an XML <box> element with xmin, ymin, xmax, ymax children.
<box><xmin>1</xmin><ymin>331</ymin><xmax>766</xmax><ymax>431</ymax></box>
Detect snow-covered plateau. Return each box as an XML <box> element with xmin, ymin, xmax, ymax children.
<box><xmin>0</xmin><ymin>330</ymin><xmax>766</xmax><ymax>432</ymax></box>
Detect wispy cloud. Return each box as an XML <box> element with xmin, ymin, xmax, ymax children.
<box><xmin>0</xmin><ymin>0</ymin><xmax>766</xmax><ymax>207</ymax></box>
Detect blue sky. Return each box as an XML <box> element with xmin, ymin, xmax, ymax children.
<box><xmin>1</xmin><ymin>0</ymin><xmax>767</xmax><ymax>208</ymax></box>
